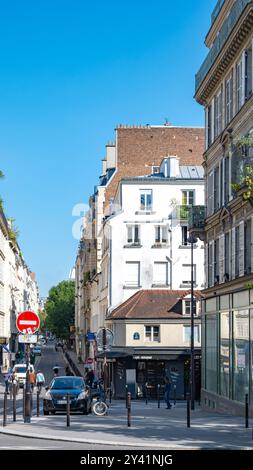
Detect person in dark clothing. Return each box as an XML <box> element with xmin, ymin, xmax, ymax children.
<box><xmin>164</xmin><ymin>376</ymin><xmax>172</xmax><ymax>409</ymax></box>
<box><xmin>85</xmin><ymin>368</ymin><xmax>94</xmax><ymax>386</ymax></box>
<box><xmin>65</xmin><ymin>366</ymin><xmax>73</xmax><ymax>376</ymax></box>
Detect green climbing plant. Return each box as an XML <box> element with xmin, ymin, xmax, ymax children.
<box><xmin>231</xmin><ymin>135</ymin><xmax>253</xmax><ymax>201</ymax></box>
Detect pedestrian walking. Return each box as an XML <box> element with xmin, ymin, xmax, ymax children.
<box><xmin>164</xmin><ymin>376</ymin><xmax>172</xmax><ymax>409</ymax></box>
<box><xmin>3</xmin><ymin>368</ymin><xmax>12</xmax><ymax>394</ymax></box>
<box><xmin>53</xmin><ymin>366</ymin><xmax>60</xmax><ymax>377</ymax></box>
<box><xmin>28</xmin><ymin>367</ymin><xmax>36</xmax><ymax>392</ymax></box>
<box><xmin>36</xmin><ymin>370</ymin><xmax>45</xmax><ymax>392</ymax></box>
<box><xmin>84</xmin><ymin>367</ymin><xmax>95</xmax><ymax>387</ymax></box>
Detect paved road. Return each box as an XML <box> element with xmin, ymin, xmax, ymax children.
<box><xmin>0</xmin><ymin>434</ymin><xmax>140</xmax><ymax>450</ymax></box>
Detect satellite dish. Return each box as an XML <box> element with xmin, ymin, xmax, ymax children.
<box><xmin>96</xmin><ymin>328</ymin><xmax>114</xmax><ymax>352</ymax></box>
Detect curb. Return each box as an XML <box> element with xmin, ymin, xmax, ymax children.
<box><xmin>0</xmin><ymin>428</ymin><xmax>181</xmax><ymax>449</ymax></box>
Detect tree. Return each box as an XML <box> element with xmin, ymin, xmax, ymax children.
<box><xmin>44</xmin><ymin>280</ymin><xmax>75</xmax><ymax>339</ymax></box>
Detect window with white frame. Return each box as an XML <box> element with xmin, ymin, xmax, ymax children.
<box><xmin>145</xmin><ymin>325</ymin><xmax>160</xmax><ymax>342</ymax></box>
<box><xmin>127</xmin><ymin>225</ymin><xmax>140</xmax><ymax>244</ymax></box>
<box><xmin>183</xmin><ymin>299</ymin><xmax>197</xmax><ymax>316</ymax></box>
<box><xmin>140</xmin><ymin>189</ymin><xmax>152</xmax><ymax>211</ymax></box>
<box><xmin>182</xmin><ymin>264</ymin><xmax>196</xmax><ymax>285</ymax></box>
<box><xmin>214</xmin><ymin>91</ymin><xmax>222</xmax><ymax>138</ymax></box>
<box><xmin>155</xmin><ymin>225</ymin><xmax>168</xmax><ymax>244</ymax></box>
<box><xmin>236</xmin><ymin>59</ymin><xmax>243</xmax><ymax>112</ymax></box>
<box><xmin>183</xmin><ymin>325</ymin><xmax>200</xmax><ymax>343</ymax></box>
<box><xmin>125</xmin><ymin>262</ymin><xmax>140</xmax><ymax>287</ymax></box>
<box><xmin>225</xmin><ymin>75</ymin><xmax>233</xmax><ymax>125</ymax></box>
<box><xmin>182</xmin><ymin>190</ymin><xmax>194</xmax><ymax>206</ymax></box>
<box><xmin>153</xmin><ymin>262</ymin><xmax>168</xmax><ymax>286</ymax></box>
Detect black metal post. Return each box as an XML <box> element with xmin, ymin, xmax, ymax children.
<box><xmin>24</xmin><ymin>344</ymin><xmax>31</xmax><ymax>423</ymax></box>
<box><xmin>125</xmin><ymin>385</ymin><xmax>128</xmax><ymax>408</ymax></box>
<box><xmin>23</xmin><ymin>386</ymin><xmax>25</xmax><ymax>419</ymax></box>
<box><xmin>157</xmin><ymin>384</ymin><xmax>160</xmax><ymax>409</ymax></box>
<box><xmin>127</xmin><ymin>392</ymin><xmax>131</xmax><ymax>427</ymax></box>
<box><xmin>3</xmin><ymin>391</ymin><xmax>7</xmax><ymax>427</ymax></box>
<box><xmin>245</xmin><ymin>393</ymin><xmax>249</xmax><ymax>429</ymax></box>
<box><xmin>66</xmin><ymin>393</ymin><xmax>70</xmax><ymax>427</ymax></box>
<box><xmin>109</xmin><ymin>385</ymin><xmax>112</xmax><ymax>404</ymax></box>
<box><xmin>37</xmin><ymin>390</ymin><xmax>40</xmax><ymax>417</ymax></box>
<box><xmin>190</xmin><ymin>237</ymin><xmax>196</xmax><ymax>411</ymax></box>
<box><xmin>145</xmin><ymin>383</ymin><xmax>148</xmax><ymax>405</ymax></box>
<box><xmin>186</xmin><ymin>392</ymin><xmax>190</xmax><ymax>428</ymax></box>
<box><xmin>102</xmin><ymin>328</ymin><xmax>107</xmax><ymax>401</ymax></box>
<box><xmin>13</xmin><ymin>384</ymin><xmax>17</xmax><ymax>422</ymax></box>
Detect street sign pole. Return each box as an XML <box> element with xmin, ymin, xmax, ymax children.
<box><xmin>24</xmin><ymin>343</ymin><xmax>31</xmax><ymax>423</ymax></box>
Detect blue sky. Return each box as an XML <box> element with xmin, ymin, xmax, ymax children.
<box><xmin>0</xmin><ymin>0</ymin><xmax>215</xmax><ymax>297</ymax></box>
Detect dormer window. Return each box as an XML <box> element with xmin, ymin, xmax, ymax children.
<box><xmin>140</xmin><ymin>190</ymin><xmax>152</xmax><ymax>211</ymax></box>
<box><xmin>183</xmin><ymin>298</ymin><xmax>197</xmax><ymax>316</ymax></box>
<box><xmin>152</xmin><ymin>166</ymin><xmax>160</xmax><ymax>175</ymax></box>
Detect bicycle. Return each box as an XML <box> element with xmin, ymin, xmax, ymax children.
<box><xmin>91</xmin><ymin>385</ymin><xmax>108</xmax><ymax>416</ymax></box>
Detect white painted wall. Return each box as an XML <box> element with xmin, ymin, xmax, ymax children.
<box><xmin>104</xmin><ymin>178</ymin><xmax>205</xmax><ymax>312</ymax></box>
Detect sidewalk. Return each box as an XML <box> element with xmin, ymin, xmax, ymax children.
<box><xmin>1</xmin><ymin>399</ymin><xmax>252</xmax><ymax>449</ymax></box>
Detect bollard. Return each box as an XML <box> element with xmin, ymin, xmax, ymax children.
<box><xmin>127</xmin><ymin>392</ymin><xmax>131</xmax><ymax>427</ymax></box>
<box><xmin>186</xmin><ymin>392</ymin><xmax>190</xmax><ymax>428</ymax></box>
<box><xmin>245</xmin><ymin>394</ymin><xmax>249</xmax><ymax>429</ymax></box>
<box><xmin>157</xmin><ymin>384</ymin><xmax>160</xmax><ymax>409</ymax></box>
<box><xmin>23</xmin><ymin>386</ymin><xmax>25</xmax><ymax>419</ymax></box>
<box><xmin>145</xmin><ymin>383</ymin><xmax>148</xmax><ymax>405</ymax></box>
<box><xmin>109</xmin><ymin>387</ymin><xmax>112</xmax><ymax>405</ymax></box>
<box><xmin>37</xmin><ymin>390</ymin><xmax>40</xmax><ymax>417</ymax></box>
<box><xmin>66</xmin><ymin>393</ymin><xmax>70</xmax><ymax>427</ymax></box>
<box><xmin>3</xmin><ymin>391</ymin><xmax>8</xmax><ymax>427</ymax></box>
<box><xmin>173</xmin><ymin>384</ymin><xmax>176</xmax><ymax>405</ymax></box>
<box><xmin>125</xmin><ymin>385</ymin><xmax>128</xmax><ymax>408</ymax></box>
<box><xmin>24</xmin><ymin>390</ymin><xmax>31</xmax><ymax>423</ymax></box>
<box><xmin>13</xmin><ymin>384</ymin><xmax>17</xmax><ymax>422</ymax></box>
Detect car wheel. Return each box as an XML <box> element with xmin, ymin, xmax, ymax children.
<box><xmin>43</xmin><ymin>410</ymin><xmax>49</xmax><ymax>415</ymax></box>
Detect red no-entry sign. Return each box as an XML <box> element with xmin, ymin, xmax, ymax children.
<box><xmin>16</xmin><ymin>311</ymin><xmax>40</xmax><ymax>335</ymax></box>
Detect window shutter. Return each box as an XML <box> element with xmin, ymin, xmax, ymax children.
<box><xmin>205</xmin><ymin>108</ymin><xmax>208</xmax><ymax>150</ymax></box>
<box><xmin>125</xmin><ymin>262</ymin><xmax>139</xmax><ymax>286</ymax></box>
<box><xmin>239</xmin><ymin>221</ymin><xmax>245</xmax><ymax>277</ymax></box>
<box><xmin>153</xmin><ymin>262</ymin><xmax>167</xmax><ymax>285</ymax></box>
<box><xmin>210</xmin><ymin>241</ymin><xmax>214</xmax><ymax>287</ymax></box>
<box><xmin>211</xmin><ymin>98</ymin><xmax>215</xmax><ymax>143</ymax></box>
<box><xmin>251</xmin><ymin>216</ymin><xmax>253</xmax><ymax>273</ymax></box>
<box><xmin>205</xmin><ymin>245</ymin><xmax>208</xmax><ymax>289</ymax></box>
<box><xmin>231</xmin><ymin>227</ymin><xmax>236</xmax><ymax>280</ymax></box>
<box><xmin>207</xmin><ymin>171</ymin><xmax>214</xmax><ymax>216</ymax></box>
<box><xmin>219</xmin><ymin>234</ymin><xmax>225</xmax><ymax>283</ymax></box>
<box><xmin>242</xmin><ymin>50</ymin><xmax>247</xmax><ymax>105</ymax></box>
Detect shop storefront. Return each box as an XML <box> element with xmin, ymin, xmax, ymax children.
<box><xmin>106</xmin><ymin>348</ymin><xmax>201</xmax><ymax>400</ymax></box>
<box><xmin>202</xmin><ymin>289</ymin><xmax>253</xmax><ymax>415</ymax></box>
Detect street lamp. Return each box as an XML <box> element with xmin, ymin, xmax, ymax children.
<box><xmin>187</xmin><ymin>234</ymin><xmax>198</xmax><ymax>411</ymax></box>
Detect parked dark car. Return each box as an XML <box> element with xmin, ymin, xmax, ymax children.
<box><xmin>43</xmin><ymin>376</ymin><xmax>92</xmax><ymax>415</ymax></box>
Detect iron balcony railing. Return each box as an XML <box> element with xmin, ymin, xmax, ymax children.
<box><xmin>188</xmin><ymin>206</ymin><xmax>206</xmax><ymax>231</ymax></box>
<box><xmin>195</xmin><ymin>0</ymin><xmax>252</xmax><ymax>93</ymax></box>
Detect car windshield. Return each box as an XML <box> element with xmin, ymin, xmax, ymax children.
<box><xmin>51</xmin><ymin>378</ymin><xmax>85</xmax><ymax>390</ymax></box>
<box><xmin>15</xmin><ymin>367</ymin><xmax>26</xmax><ymax>373</ymax></box>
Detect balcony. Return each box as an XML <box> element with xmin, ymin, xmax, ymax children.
<box><xmin>175</xmin><ymin>205</ymin><xmax>191</xmax><ymax>222</ymax></box>
<box><xmin>188</xmin><ymin>206</ymin><xmax>206</xmax><ymax>240</ymax></box>
<box><xmin>211</xmin><ymin>0</ymin><xmax>225</xmax><ymax>25</ymax></box>
<box><xmin>195</xmin><ymin>0</ymin><xmax>252</xmax><ymax>93</ymax></box>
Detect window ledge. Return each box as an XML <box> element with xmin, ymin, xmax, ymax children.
<box><xmin>180</xmin><ymin>283</ymin><xmax>197</xmax><ymax>288</ymax></box>
<box><xmin>135</xmin><ymin>211</ymin><xmax>156</xmax><ymax>215</ymax></box>
<box><xmin>123</xmin><ymin>285</ymin><xmax>142</xmax><ymax>289</ymax></box>
<box><xmin>124</xmin><ymin>244</ymin><xmax>142</xmax><ymax>248</ymax></box>
<box><xmin>179</xmin><ymin>244</ymin><xmax>198</xmax><ymax>249</ymax></box>
<box><xmin>151</xmin><ymin>244</ymin><xmax>169</xmax><ymax>249</ymax></box>
<box><xmin>152</xmin><ymin>284</ymin><xmax>169</xmax><ymax>288</ymax></box>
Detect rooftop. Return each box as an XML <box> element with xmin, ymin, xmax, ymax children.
<box><xmin>108</xmin><ymin>289</ymin><xmax>203</xmax><ymax>320</ymax></box>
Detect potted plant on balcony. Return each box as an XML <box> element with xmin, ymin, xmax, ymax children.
<box><xmin>231</xmin><ymin>135</ymin><xmax>253</xmax><ymax>202</ymax></box>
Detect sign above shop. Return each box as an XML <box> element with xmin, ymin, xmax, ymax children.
<box><xmin>86</xmin><ymin>332</ymin><xmax>96</xmax><ymax>342</ymax></box>
<box><xmin>133</xmin><ymin>356</ymin><xmax>153</xmax><ymax>360</ymax></box>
